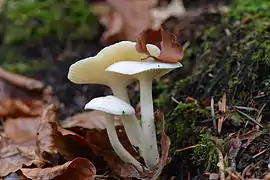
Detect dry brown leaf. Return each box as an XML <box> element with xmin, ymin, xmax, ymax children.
<box><xmin>151</xmin><ymin>0</ymin><xmax>186</xmax><ymax>30</ymax></box>
<box><xmin>84</xmin><ymin>126</ymin><xmax>138</xmax><ymax>158</ymax></box>
<box><xmin>104</xmin><ymin>155</ymin><xmax>140</xmax><ymax>178</ymax></box>
<box><xmin>62</xmin><ymin>110</ymin><xmax>121</xmax><ymax>130</ymax></box>
<box><xmin>99</xmin><ymin>0</ymin><xmax>156</xmax><ymax>44</ymax></box>
<box><xmin>36</xmin><ymin>104</ymin><xmax>96</xmax><ymax>162</ymax></box>
<box><xmin>84</xmin><ymin>125</ymin><xmax>141</xmax><ymax>178</ymax></box>
<box><xmin>4</xmin><ymin>117</ymin><xmax>39</xmax><ymax>144</ymax></box>
<box><xmin>36</xmin><ymin>105</ymin><xmax>62</xmax><ymax>162</ymax></box>
<box><xmin>21</xmin><ymin>157</ymin><xmax>96</xmax><ymax>180</ymax></box>
<box><xmin>0</xmin><ymin>99</ymin><xmax>43</xmax><ymax>118</ymax></box>
<box><xmin>0</xmin><ymin>67</ymin><xmax>58</xmax><ymax>107</ymax></box>
<box><xmin>136</xmin><ymin>28</ymin><xmax>184</xmax><ymax>63</ymax></box>
<box><xmin>217</xmin><ymin>93</ymin><xmax>230</xmax><ymax>133</ymax></box>
<box><xmin>238</xmin><ymin>129</ymin><xmax>262</xmax><ymax>148</ymax></box>
<box><xmin>100</xmin><ymin>10</ymin><xmax>123</xmax><ymax>45</ymax></box>
<box><xmin>0</xmin><ymin>67</ymin><xmax>44</xmax><ymax>91</ymax></box>
<box><xmin>0</xmin><ymin>145</ymin><xmax>45</xmax><ymax>177</ymax></box>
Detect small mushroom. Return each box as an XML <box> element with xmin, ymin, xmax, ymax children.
<box><xmin>106</xmin><ymin>61</ymin><xmax>182</xmax><ymax>168</ymax></box>
<box><xmin>68</xmin><ymin>41</ymin><xmax>160</xmax><ymax>154</ymax></box>
<box><xmin>85</xmin><ymin>95</ymin><xmax>144</xmax><ymax>171</ymax></box>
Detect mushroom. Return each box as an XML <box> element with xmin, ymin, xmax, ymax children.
<box><xmin>67</xmin><ymin>41</ymin><xmax>160</xmax><ymax>159</ymax></box>
<box><xmin>84</xmin><ymin>95</ymin><xmax>144</xmax><ymax>171</ymax></box>
<box><xmin>106</xmin><ymin>60</ymin><xmax>182</xmax><ymax>168</ymax></box>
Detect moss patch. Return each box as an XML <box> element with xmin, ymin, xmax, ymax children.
<box><xmin>157</xmin><ymin>0</ymin><xmax>270</xmax><ymax>175</ymax></box>
<box><xmin>0</xmin><ymin>0</ymin><xmax>99</xmax><ymax>74</ymax></box>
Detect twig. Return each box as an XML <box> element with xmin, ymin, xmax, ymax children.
<box><xmin>236</xmin><ymin>109</ymin><xmax>264</xmax><ymax>128</ymax></box>
<box><xmin>252</xmin><ymin>148</ymin><xmax>270</xmax><ymax>159</ymax></box>
<box><xmin>233</xmin><ymin>106</ymin><xmax>258</xmax><ymax>112</ymax></box>
<box><xmin>175</xmin><ymin>144</ymin><xmax>205</xmax><ymax>152</ymax></box>
<box><xmin>210</xmin><ymin>96</ymin><xmax>217</xmax><ymax>131</ymax></box>
<box><xmin>171</xmin><ymin>96</ymin><xmax>181</xmax><ymax>104</ymax></box>
<box><xmin>217</xmin><ymin>148</ymin><xmax>225</xmax><ymax>180</ymax></box>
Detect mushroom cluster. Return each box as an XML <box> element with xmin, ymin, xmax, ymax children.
<box><xmin>68</xmin><ymin>40</ymin><xmax>182</xmax><ymax>171</ymax></box>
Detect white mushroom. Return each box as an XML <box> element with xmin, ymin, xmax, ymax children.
<box><xmin>106</xmin><ymin>61</ymin><xmax>182</xmax><ymax>169</ymax></box>
<box><xmin>67</xmin><ymin>41</ymin><xmax>160</xmax><ymax>158</ymax></box>
<box><xmin>85</xmin><ymin>95</ymin><xmax>144</xmax><ymax>171</ymax></box>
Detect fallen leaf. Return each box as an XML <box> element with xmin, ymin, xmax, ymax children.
<box><xmin>136</xmin><ymin>28</ymin><xmax>184</xmax><ymax>63</ymax></box>
<box><xmin>3</xmin><ymin>117</ymin><xmax>39</xmax><ymax>144</ymax></box>
<box><xmin>151</xmin><ymin>0</ymin><xmax>186</xmax><ymax>30</ymax></box>
<box><xmin>21</xmin><ymin>157</ymin><xmax>96</xmax><ymax>180</ymax></box>
<box><xmin>0</xmin><ymin>67</ymin><xmax>58</xmax><ymax>106</ymax></box>
<box><xmin>238</xmin><ymin>129</ymin><xmax>262</xmax><ymax>148</ymax></box>
<box><xmin>99</xmin><ymin>0</ymin><xmax>156</xmax><ymax>44</ymax></box>
<box><xmin>36</xmin><ymin>104</ymin><xmax>96</xmax><ymax>163</ymax></box>
<box><xmin>62</xmin><ymin>110</ymin><xmax>121</xmax><ymax>130</ymax></box>
<box><xmin>217</xmin><ymin>93</ymin><xmax>231</xmax><ymax>133</ymax></box>
<box><xmin>36</xmin><ymin>105</ymin><xmax>62</xmax><ymax>163</ymax></box>
<box><xmin>84</xmin><ymin>125</ymin><xmax>141</xmax><ymax>178</ymax></box>
<box><xmin>100</xmin><ymin>10</ymin><xmax>124</xmax><ymax>45</ymax></box>
<box><xmin>104</xmin><ymin>155</ymin><xmax>140</xmax><ymax>178</ymax></box>
<box><xmin>0</xmin><ymin>99</ymin><xmax>43</xmax><ymax>118</ymax></box>
<box><xmin>0</xmin><ymin>67</ymin><xmax>44</xmax><ymax>92</ymax></box>
<box><xmin>0</xmin><ymin>145</ymin><xmax>45</xmax><ymax>177</ymax></box>
<box><xmin>84</xmin><ymin>126</ymin><xmax>138</xmax><ymax>158</ymax></box>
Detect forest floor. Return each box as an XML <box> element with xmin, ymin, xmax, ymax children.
<box><xmin>0</xmin><ymin>0</ymin><xmax>269</xmax><ymax>179</ymax></box>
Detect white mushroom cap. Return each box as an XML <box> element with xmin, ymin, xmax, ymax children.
<box><xmin>106</xmin><ymin>61</ymin><xmax>182</xmax><ymax>79</ymax></box>
<box><xmin>68</xmin><ymin>41</ymin><xmax>160</xmax><ymax>85</ymax></box>
<box><xmin>85</xmin><ymin>95</ymin><xmax>135</xmax><ymax>116</ymax></box>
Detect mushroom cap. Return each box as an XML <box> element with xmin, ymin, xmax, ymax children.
<box><xmin>106</xmin><ymin>61</ymin><xmax>182</xmax><ymax>79</ymax></box>
<box><xmin>84</xmin><ymin>95</ymin><xmax>135</xmax><ymax>116</ymax></box>
<box><xmin>68</xmin><ymin>41</ymin><xmax>160</xmax><ymax>85</ymax></box>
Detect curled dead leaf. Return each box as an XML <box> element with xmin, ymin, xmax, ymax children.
<box><xmin>0</xmin><ymin>99</ymin><xmax>43</xmax><ymax>118</ymax></box>
<box><xmin>0</xmin><ymin>145</ymin><xmax>45</xmax><ymax>177</ymax></box>
<box><xmin>98</xmin><ymin>0</ymin><xmax>156</xmax><ymax>44</ymax></box>
<box><xmin>21</xmin><ymin>157</ymin><xmax>96</xmax><ymax>180</ymax></box>
<box><xmin>62</xmin><ymin>110</ymin><xmax>121</xmax><ymax>130</ymax></box>
<box><xmin>36</xmin><ymin>105</ymin><xmax>62</xmax><ymax>163</ymax></box>
<box><xmin>84</xmin><ymin>125</ymin><xmax>141</xmax><ymax>178</ymax></box>
<box><xmin>0</xmin><ymin>67</ymin><xmax>58</xmax><ymax>107</ymax></box>
<box><xmin>4</xmin><ymin>117</ymin><xmax>39</xmax><ymax>145</ymax></box>
<box><xmin>136</xmin><ymin>28</ymin><xmax>184</xmax><ymax>63</ymax></box>
<box><xmin>36</xmin><ymin>104</ymin><xmax>96</xmax><ymax>163</ymax></box>
<box><xmin>0</xmin><ymin>67</ymin><xmax>44</xmax><ymax>91</ymax></box>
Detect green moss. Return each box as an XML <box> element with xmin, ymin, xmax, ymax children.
<box><xmin>192</xmin><ymin>134</ymin><xmax>219</xmax><ymax>172</ymax></box>
<box><xmin>2</xmin><ymin>61</ymin><xmax>46</xmax><ymax>75</ymax></box>
<box><xmin>0</xmin><ymin>0</ymin><xmax>99</xmax><ymax>74</ymax></box>
<box><xmin>2</xmin><ymin>0</ymin><xmax>98</xmax><ymax>45</ymax></box>
<box><xmin>166</xmin><ymin>103</ymin><xmax>210</xmax><ymax>154</ymax></box>
<box><xmin>157</xmin><ymin>0</ymin><xmax>270</xmax><ymax>173</ymax></box>
<box><xmin>229</xmin><ymin>0</ymin><xmax>270</xmax><ymax>20</ymax></box>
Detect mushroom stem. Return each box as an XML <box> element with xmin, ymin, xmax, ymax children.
<box><xmin>110</xmin><ymin>83</ymin><xmax>145</xmax><ymax>156</ymax></box>
<box><xmin>106</xmin><ymin>114</ymin><xmax>143</xmax><ymax>171</ymax></box>
<box><xmin>138</xmin><ymin>74</ymin><xmax>159</xmax><ymax>169</ymax></box>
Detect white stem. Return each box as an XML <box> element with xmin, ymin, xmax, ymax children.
<box><xmin>106</xmin><ymin>114</ymin><xmax>143</xmax><ymax>171</ymax></box>
<box><xmin>138</xmin><ymin>75</ymin><xmax>159</xmax><ymax>169</ymax></box>
<box><xmin>109</xmin><ymin>83</ymin><xmax>146</xmax><ymax>158</ymax></box>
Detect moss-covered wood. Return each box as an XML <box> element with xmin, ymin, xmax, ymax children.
<box><xmin>158</xmin><ymin>0</ymin><xmax>270</xmax><ymax>175</ymax></box>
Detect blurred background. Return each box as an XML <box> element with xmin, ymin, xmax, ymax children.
<box><xmin>0</xmin><ymin>0</ymin><xmax>234</xmax><ymax>118</ymax></box>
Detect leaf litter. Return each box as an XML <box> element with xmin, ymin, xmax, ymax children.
<box><xmin>0</xmin><ymin>65</ymin><xmax>174</xmax><ymax>179</ymax></box>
